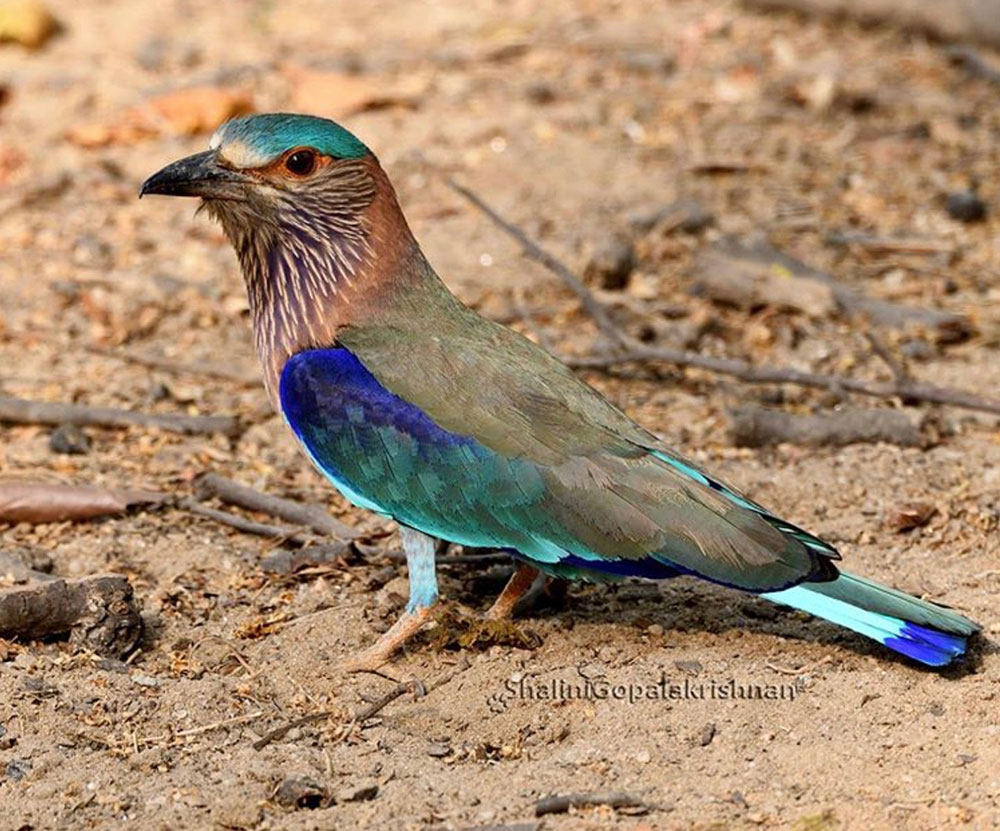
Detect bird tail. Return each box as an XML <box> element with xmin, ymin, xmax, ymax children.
<box><xmin>763</xmin><ymin>572</ymin><xmax>979</xmax><ymax>667</ymax></box>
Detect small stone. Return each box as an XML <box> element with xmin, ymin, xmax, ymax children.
<box><xmin>273</xmin><ymin>776</ymin><xmax>329</xmax><ymax>810</ymax></box>
<box><xmin>49</xmin><ymin>423</ymin><xmax>90</xmax><ymax>455</ymax></box>
<box><xmin>634</xmin><ymin>749</ymin><xmax>651</xmax><ymax>764</ymax></box>
<box><xmin>131</xmin><ymin>674</ymin><xmax>159</xmax><ymax>688</ymax></box>
<box><xmin>674</xmin><ymin>659</ymin><xmax>703</xmax><ymax>675</ymax></box>
<box><xmin>583</xmin><ymin>234</ymin><xmax>635</xmax><ymax>290</ymax></box>
<box><xmin>336</xmin><ymin>782</ymin><xmax>379</xmax><ymax>803</ymax></box>
<box><xmin>646</xmin><ymin>624</ymin><xmax>664</xmax><ymax>637</ymax></box>
<box><xmin>944</xmin><ymin>190</ymin><xmax>987</xmax><ymax>223</ymax></box>
<box><xmin>5</xmin><ymin>758</ymin><xmax>30</xmax><ymax>781</ymax></box>
<box><xmin>698</xmin><ymin>722</ymin><xmax>716</xmax><ymax>747</ymax></box>
<box><xmin>426</xmin><ymin>741</ymin><xmax>451</xmax><ymax>757</ymax></box>
<box><xmin>524</xmin><ymin>81</ymin><xmax>556</xmax><ymax>104</ymax></box>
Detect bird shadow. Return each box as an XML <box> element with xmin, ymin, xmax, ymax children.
<box><xmin>447</xmin><ymin>560</ymin><xmax>990</xmax><ymax>677</ymax></box>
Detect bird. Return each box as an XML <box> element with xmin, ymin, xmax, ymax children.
<box><xmin>141</xmin><ymin>112</ymin><xmax>979</xmax><ymax>670</ymax></box>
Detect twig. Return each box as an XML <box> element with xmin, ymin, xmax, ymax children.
<box><xmin>85</xmin><ymin>345</ymin><xmax>260</xmax><ymax>387</ymax></box>
<box><xmin>176</xmin><ymin>497</ymin><xmax>313</xmax><ymax>545</ymax></box>
<box><xmin>567</xmin><ymin>345</ymin><xmax>1000</xmax><ymax>416</ymax></box>
<box><xmin>196</xmin><ymin>473</ymin><xmax>356</xmax><ymax>539</ymax></box>
<box><xmin>728</xmin><ymin>406</ymin><xmax>926</xmax><ymax>448</ymax></box>
<box><xmin>449</xmin><ymin>178</ymin><xmax>1000</xmax><ymax>417</ymax></box>
<box><xmin>946</xmin><ymin>45</ymin><xmax>1000</xmax><ymax>86</ymax></box>
<box><xmin>863</xmin><ymin>330</ymin><xmax>911</xmax><ymax>383</ymax></box>
<box><xmin>535</xmin><ymin>791</ymin><xmax>648</xmax><ymax>816</ymax></box>
<box><xmin>445</xmin><ymin>178</ymin><xmax>627</xmax><ymax>347</ymax></box>
<box><xmin>252</xmin><ymin>657</ymin><xmax>470</xmax><ymax>750</ymax></box>
<box><xmin>0</xmin><ymin>396</ymin><xmax>241</xmax><ymax>437</ymax></box>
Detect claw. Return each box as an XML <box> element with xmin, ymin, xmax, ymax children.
<box><xmin>342</xmin><ymin>604</ymin><xmax>436</xmax><ymax>673</ymax></box>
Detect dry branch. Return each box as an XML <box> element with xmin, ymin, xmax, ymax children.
<box><xmin>252</xmin><ymin>657</ymin><xmax>470</xmax><ymax>750</ymax></box>
<box><xmin>0</xmin><ymin>396</ymin><xmax>241</xmax><ymax>437</ymax></box>
<box><xmin>176</xmin><ymin>497</ymin><xmax>313</xmax><ymax>545</ymax></box>
<box><xmin>195</xmin><ymin>473</ymin><xmax>356</xmax><ymax>539</ymax></box>
<box><xmin>446</xmin><ymin>178</ymin><xmax>628</xmax><ymax>347</ymax></box>
<box><xmin>535</xmin><ymin>791</ymin><xmax>648</xmax><ymax>816</ymax></box>
<box><xmin>448</xmin><ymin>178</ymin><xmax>1000</xmax><ymax>417</ymax></box>
<box><xmin>728</xmin><ymin>406</ymin><xmax>927</xmax><ymax>447</ymax></box>
<box><xmin>0</xmin><ymin>574</ymin><xmax>142</xmax><ymax>658</ymax></box>
<box><xmin>744</xmin><ymin>0</ymin><xmax>1000</xmax><ymax>50</ymax></box>
<box><xmin>692</xmin><ymin>237</ymin><xmax>971</xmax><ymax>341</ymax></box>
<box><xmin>567</xmin><ymin>344</ymin><xmax>1000</xmax><ymax>415</ymax></box>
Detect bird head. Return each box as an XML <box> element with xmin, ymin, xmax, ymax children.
<box><xmin>141</xmin><ymin>113</ymin><xmax>426</xmax><ymax>399</ymax></box>
<box><xmin>141</xmin><ymin>114</ymin><xmax>379</xmax><ymax>255</ymax></box>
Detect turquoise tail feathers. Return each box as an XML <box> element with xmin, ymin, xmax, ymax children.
<box><xmin>764</xmin><ymin>573</ymin><xmax>979</xmax><ymax>667</ymax></box>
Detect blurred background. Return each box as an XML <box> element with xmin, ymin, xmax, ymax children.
<box><xmin>1</xmin><ymin>1</ymin><xmax>999</xmax><ymax>829</ymax></box>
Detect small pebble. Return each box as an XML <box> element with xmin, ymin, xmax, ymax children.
<box><xmin>583</xmin><ymin>234</ymin><xmax>635</xmax><ymax>291</ymax></box>
<box><xmin>944</xmin><ymin>190</ymin><xmax>987</xmax><ymax>223</ymax></box>
<box><xmin>131</xmin><ymin>674</ymin><xmax>159</xmax><ymax>688</ymax></box>
<box><xmin>646</xmin><ymin>623</ymin><xmax>664</xmax><ymax>637</ymax></box>
<box><xmin>698</xmin><ymin>722</ymin><xmax>716</xmax><ymax>747</ymax></box>
<box><xmin>5</xmin><ymin>758</ymin><xmax>30</xmax><ymax>781</ymax></box>
<box><xmin>49</xmin><ymin>423</ymin><xmax>90</xmax><ymax>455</ymax></box>
<box><xmin>274</xmin><ymin>776</ymin><xmax>329</xmax><ymax>810</ymax></box>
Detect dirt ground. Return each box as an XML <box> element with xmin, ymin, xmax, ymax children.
<box><xmin>2</xmin><ymin>0</ymin><xmax>1000</xmax><ymax>829</ymax></box>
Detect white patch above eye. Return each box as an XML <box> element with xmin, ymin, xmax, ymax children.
<box><xmin>214</xmin><ymin>138</ymin><xmax>275</xmax><ymax>170</ymax></box>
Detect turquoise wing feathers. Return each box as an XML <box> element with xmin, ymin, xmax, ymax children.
<box><xmin>279</xmin><ymin>340</ymin><xmax>838</xmax><ymax>592</ymax></box>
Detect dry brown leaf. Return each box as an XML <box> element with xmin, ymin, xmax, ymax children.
<box><xmin>66</xmin><ymin>86</ymin><xmax>253</xmax><ymax>148</ymax></box>
<box><xmin>0</xmin><ymin>479</ymin><xmax>166</xmax><ymax>523</ymax></box>
<box><xmin>144</xmin><ymin>86</ymin><xmax>254</xmax><ymax>136</ymax></box>
<box><xmin>282</xmin><ymin>64</ymin><xmax>423</xmax><ymax>119</ymax></box>
<box><xmin>0</xmin><ymin>0</ymin><xmax>58</xmax><ymax>49</ymax></box>
<box><xmin>886</xmin><ymin>502</ymin><xmax>938</xmax><ymax>533</ymax></box>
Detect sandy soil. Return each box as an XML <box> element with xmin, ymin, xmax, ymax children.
<box><xmin>1</xmin><ymin>1</ymin><xmax>1000</xmax><ymax>829</ymax></box>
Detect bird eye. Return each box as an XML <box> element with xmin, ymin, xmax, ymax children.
<box><xmin>285</xmin><ymin>149</ymin><xmax>317</xmax><ymax>176</ymax></box>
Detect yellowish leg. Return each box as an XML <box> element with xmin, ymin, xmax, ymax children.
<box><xmin>485</xmin><ymin>563</ymin><xmax>541</xmax><ymax>621</ymax></box>
<box><xmin>343</xmin><ymin>526</ymin><xmax>439</xmax><ymax>673</ymax></box>
<box><xmin>342</xmin><ymin>604</ymin><xmax>437</xmax><ymax>672</ymax></box>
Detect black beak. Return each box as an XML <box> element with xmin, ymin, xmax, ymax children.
<box><xmin>140</xmin><ymin>150</ymin><xmax>249</xmax><ymax>200</ymax></box>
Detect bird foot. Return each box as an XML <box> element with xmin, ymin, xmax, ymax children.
<box><xmin>342</xmin><ymin>604</ymin><xmax>436</xmax><ymax>673</ymax></box>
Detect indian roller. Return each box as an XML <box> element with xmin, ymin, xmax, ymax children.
<box><xmin>141</xmin><ymin>113</ymin><xmax>979</xmax><ymax>670</ymax></box>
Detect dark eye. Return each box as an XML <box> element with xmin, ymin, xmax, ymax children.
<box><xmin>285</xmin><ymin>149</ymin><xmax>317</xmax><ymax>176</ymax></box>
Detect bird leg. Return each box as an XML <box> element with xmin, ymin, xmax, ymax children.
<box><xmin>485</xmin><ymin>563</ymin><xmax>542</xmax><ymax>620</ymax></box>
<box><xmin>344</xmin><ymin>527</ymin><xmax>439</xmax><ymax>672</ymax></box>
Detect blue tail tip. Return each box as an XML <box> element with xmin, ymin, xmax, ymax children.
<box><xmin>884</xmin><ymin>622</ymin><xmax>970</xmax><ymax>667</ymax></box>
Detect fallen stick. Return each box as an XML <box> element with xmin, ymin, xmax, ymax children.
<box><xmin>692</xmin><ymin>237</ymin><xmax>971</xmax><ymax>340</ymax></box>
<box><xmin>534</xmin><ymin>791</ymin><xmax>648</xmax><ymax>816</ymax></box>
<box><xmin>743</xmin><ymin>0</ymin><xmax>1000</xmax><ymax>50</ymax></box>
<box><xmin>85</xmin><ymin>345</ymin><xmax>260</xmax><ymax>387</ymax></box>
<box><xmin>252</xmin><ymin>657</ymin><xmax>470</xmax><ymax>750</ymax></box>
<box><xmin>567</xmin><ymin>345</ymin><xmax>1000</xmax><ymax>416</ymax></box>
<box><xmin>176</xmin><ymin>497</ymin><xmax>313</xmax><ymax>545</ymax></box>
<box><xmin>446</xmin><ymin>178</ymin><xmax>628</xmax><ymax>347</ymax></box>
<box><xmin>947</xmin><ymin>45</ymin><xmax>1000</xmax><ymax>86</ymax></box>
<box><xmin>195</xmin><ymin>473</ymin><xmax>356</xmax><ymax>539</ymax></box>
<box><xmin>728</xmin><ymin>406</ymin><xmax>926</xmax><ymax>448</ymax></box>
<box><xmin>0</xmin><ymin>396</ymin><xmax>241</xmax><ymax>437</ymax></box>
<box><xmin>0</xmin><ymin>574</ymin><xmax>143</xmax><ymax>658</ymax></box>
<box><xmin>447</xmin><ymin>179</ymin><xmax>1000</xmax><ymax>416</ymax></box>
